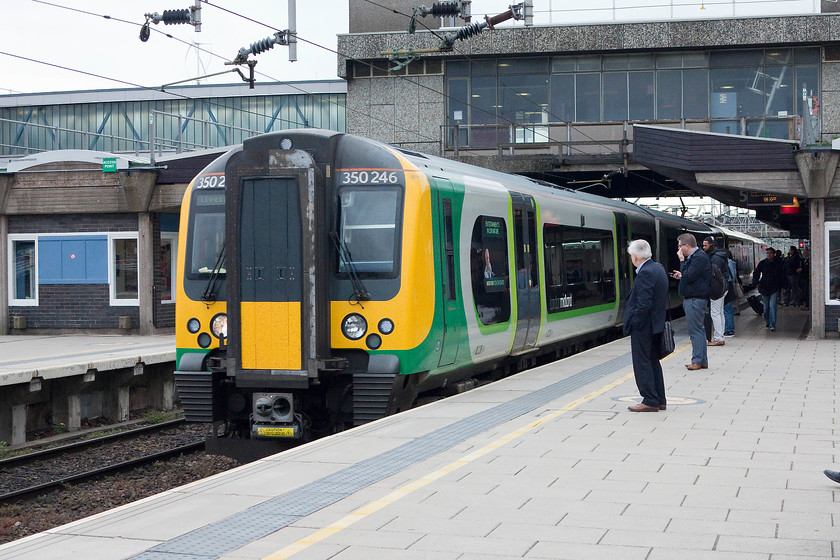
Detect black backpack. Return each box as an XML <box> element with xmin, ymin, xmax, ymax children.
<box><xmin>708</xmin><ymin>262</ymin><xmax>726</xmax><ymax>300</ymax></box>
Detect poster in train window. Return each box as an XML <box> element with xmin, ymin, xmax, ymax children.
<box><xmin>470</xmin><ymin>216</ymin><xmax>510</xmax><ymax>325</ymax></box>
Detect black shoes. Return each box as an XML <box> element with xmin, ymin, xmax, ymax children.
<box><xmin>824</xmin><ymin>470</ymin><xmax>840</xmax><ymax>483</ymax></box>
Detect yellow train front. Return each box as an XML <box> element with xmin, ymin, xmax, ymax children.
<box><xmin>175</xmin><ymin>130</ymin><xmax>442</xmax><ymax>455</ymax></box>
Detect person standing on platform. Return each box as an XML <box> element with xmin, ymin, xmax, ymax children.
<box><xmin>723</xmin><ymin>250</ymin><xmax>739</xmax><ymax>337</ymax></box>
<box><xmin>702</xmin><ymin>236</ymin><xmax>730</xmax><ymax>346</ymax></box>
<box><xmin>782</xmin><ymin>246</ymin><xmax>802</xmax><ymax>307</ymax></box>
<box><xmin>753</xmin><ymin>247</ymin><xmax>785</xmax><ymax>332</ymax></box>
<box><xmin>671</xmin><ymin>233</ymin><xmax>711</xmax><ymax>371</ymax></box>
<box><xmin>623</xmin><ymin>239</ymin><xmax>669</xmax><ymax>412</ymax></box>
<box><xmin>799</xmin><ymin>249</ymin><xmax>810</xmax><ymax>310</ymax></box>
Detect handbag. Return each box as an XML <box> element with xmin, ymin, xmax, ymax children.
<box><xmin>659</xmin><ymin>312</ymin><xmax>675</xmax><ymax>359</ymax></box>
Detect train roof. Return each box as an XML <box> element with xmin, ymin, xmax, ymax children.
<box><xmin>713</xmin><ymin>224</ymin><xmax>766</xmax><ymax>246</ymax></box>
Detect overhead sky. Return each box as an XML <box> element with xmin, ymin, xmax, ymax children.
<box><xmin>2</xmin><ymin>0</ymin><xmax>353</xmax><ymax>95</ymax></box>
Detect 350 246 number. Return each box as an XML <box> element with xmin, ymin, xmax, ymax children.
<box><xmin>340</xmin><ymin>170</ymin><xmax>399</xmax><ymax>185</ymax></box>
<box><xmin>195</xmin><ymin>175</ymin><xmax>226</xmax><ymax>189</ymax></box>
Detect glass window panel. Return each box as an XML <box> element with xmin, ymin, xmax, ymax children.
<box><xmin>603</xmin><ymin>55</ymin><xmax>629</xmax><ymax>71</ymax></box>
<box><xmin>499</xmin><ymin>75</ymin><xmax>548</xmax><ymax>124</ymax></box>
<box><xmin>338</xmin><ymin>188</ymin><xmax>401</xmax><ymax>275</ymax></box>
<box><xmin>657</xmin><ymin>70</ymin><xmax>682</xmax><ymax>120</ymax></box>
<box><xmin>829</xmin><ymin>229</ymin><xmax>840</xmax><ymax>302</ymax></box>
<box><xmin>470</xmin><ymin>60</ymin><xmax>497</xmax><ymax>76</ymax></box>
<box><xmin>447</xmin><ymin>78</ymin><xmax>469</xmax><ymax>146</ymax></box>
<box><xmin>12</xmin><ymin>240</ymin><xmax>36</xmax><ymax>301</ymax></box>
<box><xmin>796</xmin><ymin>65</ymin><xmax>819</xmax><ymax>116</ymax></box>
<box><xmin>603</xmin><ymin>72</ymin><xmax>628</xmax><ymax>121</ymax></box>
<box><xmin>766</xmin><ymin>63</ymin><xmax>794</xmax><ymax>116</ymax></box>
<box><xmin>683</xmin><ymin>52</ymin><xmax>709</xmax><ymax>67</ymax></box>
<box><xmin>710</xmin><ymin>50</ymin><xmax>763</xmax><ymax>68</ymax></box>
<box><xmin>159</xmin><ymin>235</ymin><xmax>176</xmax><ymax>303</ymax></box>
<box><xmin>628</xmin><ymin>54</ymin><xmax>655</xmax><ymax>69</ymax></box>
<box><xmin>684</xmin><ymin>69</ymin><xmax>709</xmax><ymax>119</ymax></box>
<box><xmin>765</xmin><ymin>49</ymin><xmax>793</xmax><ymax>66</ymax></box>
<box><xmin>551</xmin><ymin>57</ymin><xmax>575</xmax><ymax>73</ymax></box>
<box><xmin>447</xmin><ymin>60</ymin><xmax>469</xmax><ymax>76</ymax></box>
<box><xmin>657</xmin><ymin>53</ymin><xmax>683</xmax><ymax>69</ymax></box>
<box><xmin>549</xmin><ymin>74</ymin><xmax>575</xmax><ymax>122</ymax></box>
<box><xmin>498</xmin><ymin>58</ymin><xmax>548</xmax><ymax>74</ymax></box>
<box><xmin>113</xmin><ymin>238</ymin><xmax>138</xmax><ymax>300</ymax></box>
<box><xmin>794</xmin><ymin>48</ymin><xmax>820</xmax><ymax>65</ymax></box>
<box><xmin>470</xmin><ymin>76</ymin><xmax>502</xmax><ymax>148</ymax></box>
<box><xmin>576</xmin><ymin>73</ymin><xmax>601</xmax><ymax>122</ymax></box>
<box><xmin>629</xmin><ymin>71</ymin><xmax>655</xmax><ymax>121</ymax></box>
<box><xmin>576</xmin><ymin>57</ymin><xmax>601</xmax><ymax>71</ymax></box>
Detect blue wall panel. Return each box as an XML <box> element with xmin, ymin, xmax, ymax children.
<box><xmin>39</xmin><ymin>236</ymin><xmax>108</xmax><ymax>284</ymax></box>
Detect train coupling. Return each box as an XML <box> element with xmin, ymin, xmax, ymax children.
<box><xmin>251</xmin><ymin>392</ymin><xmax>302</xmax><ymax>439</ymax></box>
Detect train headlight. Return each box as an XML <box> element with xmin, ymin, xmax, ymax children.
<box><xmin>366</xmin><ymin>334</ymin><xmax>382</xmax><ymax>350</ymax></box>
<box><xmin>187</xmin><ymin>318</ymin><xmax>201</xmax><ymax>333</ymax></box>
<box><xmin>342</xmin><ymin>313</ymin><xmax>367</xmax><ymax>340</ymax></box>
<box><xmin>210</xmin><ymin>313</ymin><xmax>228</xmax><ymax>339</ymax></box>
<box><xmin>378</xmin><ymin>318</ymin><xmax>394</xmax><ymax>335</ymax></box>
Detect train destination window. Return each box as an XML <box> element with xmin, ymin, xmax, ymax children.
<box><xmin>337</xmin><ymin>187</ymin><xmax>402</xmax><ymax>276</ymax></box>
<box><xmin>470</xmin><ymin>216</ymin><xmax>511</xmax><ymax>325</ymax></box>
<box><xmin>543</xmin><ymin>224</ymin><xmax>615</xmax><ymax>313</ymax></box>
<box><xmin>187</xmin><ymin>192</ymin><xmax>226</xmax><ymax>278</ymax></box>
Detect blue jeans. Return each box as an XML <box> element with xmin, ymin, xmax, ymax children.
<box><xmin>762</xmin><ymin>291</ymin><xmax>779</xmax><ymax>328</ymax></box>
<box><xmin>683</xmin><ymin>298</ymin><xmax>708</xmax><ymax>365</ymax></box>
<box><xmin>724</xmin><ymin>301</ymin><xmax>734</xmax><ymax>334</ymax></box>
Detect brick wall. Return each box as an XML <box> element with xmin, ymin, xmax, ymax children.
<box><xmin>8</xmin><ymin>213</ymin><xmax>138</xmax><ymax>233</ymax></box>
<box><xmin>9</xmin><ymin>284</ymin><xmax>139</xmax><ymax>330</ymax></box>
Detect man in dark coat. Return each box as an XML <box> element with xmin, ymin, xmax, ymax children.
<box><xmin>623</xmin><ymin>239</ymin><xmax>669</xmax><ymax>412</ymax></box>
<box><xmin>671</xmin><ymin>233</ymin><xmax>711</xmax><ymax>370</ymax></box>
<box><xmin>753</xmin><ymin>247</ymin><xmax>785</xmax><ymax>331</ymax></box>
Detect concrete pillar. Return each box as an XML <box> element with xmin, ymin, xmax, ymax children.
<box><xmin>138</xmin><ymin>212</ymin><xmax>154</xmax><ymax>335</ymax></box>
<box><xmin>104</xmin><ymin>383</ymin><xmax>131</xmax><ymax>423</ymax></box>
<box><xmin>67</xmin><ymin>393</ymin><xmax>82</xmax><ymax>431</ymax></box>
<box><xmin>148</xmin><ymin>365</ymin><xmax>175</xmax><ymax>410</ymax></box>
<box><xmin>810</xmin><ymin>199</ymin><xmax>826</xmax><ymax>338</ymax></box>
<box><xmin>11</xmin><ymin>404</ymin><xmax>27</xmax><ymax>445</ymax></box>
<box><xmin>0</xmin><ymin>213</ymin><xmax>8</xmax><ymax>336</ymax></box>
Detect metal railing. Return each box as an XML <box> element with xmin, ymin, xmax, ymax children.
<box><xmin>441</xmin><ymin>115</ymin><xmax>805</xmax><ymax>158</ymax></box>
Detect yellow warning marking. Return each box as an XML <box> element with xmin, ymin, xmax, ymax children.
<box><xmin>261</xmin><ymin>342</ymin><xmax>689</xmax><ymax>560</ymax></box>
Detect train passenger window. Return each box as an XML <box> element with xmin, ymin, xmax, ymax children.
<box><xmin>470</xmin><ymin>216</ymin><xmax>510</xmax><ymax>325</ymax></box>
<box><xmin>543</xmin><ymin>224</ymin><xmax>615</xmax><ymax>314</ymax></box>
<box><xmin>337</xmin><ymin>187</ymin><xmax>402</xmax><ymax>276</ymax></box>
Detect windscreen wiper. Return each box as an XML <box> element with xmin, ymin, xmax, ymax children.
<box><xmin>202</xmin><ymin>242</ymin><xmax>226</xmax><ymax>303</ymax></box>
<box><xmin>330</xmin><ymin>232</ymin><xmax>370</xmax><ymax>303</ymax></box>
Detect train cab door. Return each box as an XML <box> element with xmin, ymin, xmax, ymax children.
<box><xmin>434</xmin><ymin>178</ymin><xmax>460</xmax><ymax>367</ymax></box>
<box><xmin>511</xmin><ymin>193</ymin><xmax>540</xmax><ymax>353</ymax></box>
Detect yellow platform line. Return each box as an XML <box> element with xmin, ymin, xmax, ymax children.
<box><xmin>261</xmin><ymin>343</ymin><xmax>690</xmax><ymax>560</ymax></box>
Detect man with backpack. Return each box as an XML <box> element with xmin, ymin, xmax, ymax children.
<box><xmin>703</xmin><ymin>236</ymin><xmax>730</xmax><ymax>346</ymax></box>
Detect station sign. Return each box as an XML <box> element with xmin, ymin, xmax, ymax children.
<box><xmin>102</xmin><ymin>157</ymin><xmax>117</xmax><ymax>173</ymax></box>
<box><xmin>740</xmin><ymin>191</ymin><xmax>794</xmax><ymax>206</ymax></box>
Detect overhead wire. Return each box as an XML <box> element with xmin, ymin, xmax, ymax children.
<box><xmin>14</xmin><ymin>0</ymin><xmax>440</xmax><ymax>146</ymax></box>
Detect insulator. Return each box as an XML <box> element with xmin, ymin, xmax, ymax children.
<box><xmin>454</xmin><ymin>21</ymin><xmax>484</xmax><ymax>41</ymax></box>
<box><xmin>161</xmin><ymin>9</ymin><xmax>190</xmax><ymax>25</ymax></box>
<box><xmin>249</xmin><ymin>36</ymin><xmax>277</xmax><ymax>55</ymax></box>
<box><xmin>427</xmin><ymin>2</ymin><xmax>460</xmax><ymax>16</ymax></box>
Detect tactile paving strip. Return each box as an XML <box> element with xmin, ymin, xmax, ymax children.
<box><xmin>131</xmin><ymin>351</ymin><xmax>632</xmax><ymax>560</ymax></box>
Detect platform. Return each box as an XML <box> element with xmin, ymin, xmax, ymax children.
<box><xmin>1</xmin><ymin>305</ymin><xmax>837</xmax><ymax>560</ymax></box>
<box><xmin>0</xmin><ymin>335</ymin><xmax>175</xmax><ymax>445</ymax></box>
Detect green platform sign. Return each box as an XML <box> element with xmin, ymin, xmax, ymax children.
<box><xmin>102</xmin><ymin>157</ymin><xmax>117</xmax><ymax>173</ymax></box>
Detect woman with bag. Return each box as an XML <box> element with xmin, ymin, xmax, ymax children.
<box><xmin>723</xmin><ymin>250</ymin><xmax>741</xmax><ymax>337</ymax></box>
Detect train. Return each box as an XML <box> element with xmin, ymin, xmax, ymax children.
<box><xmin>173</xmin><ymin>130</ymin><xmax>764</xmax><ymax>457</ymax></box>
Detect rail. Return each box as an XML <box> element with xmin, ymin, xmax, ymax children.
<box><xmin>441</xmin><ymin>115</ymin><xmax>803</xmax><ymax>158</ymax></box>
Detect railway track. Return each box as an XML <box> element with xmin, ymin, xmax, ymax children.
<box><xmin>0</xmin><ymin>419</ymin><xmax>206</xmax><ymax>505</ymax></box>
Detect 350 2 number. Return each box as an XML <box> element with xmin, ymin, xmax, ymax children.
<box><xmin>340</xmin><ymin>170</ymin><xmax>400</xmax><ymax>185</ymax></box>
<box><xmin>195</xmin><ymin>175</ymin><xmax>226</xmax><ymax>189</ymax></box>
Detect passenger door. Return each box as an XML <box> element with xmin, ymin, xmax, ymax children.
<box><xmin>511</xmin><ymin>192</ymin><xmax>540</xmax><ymax>353</ymax></box>
<box><xmin>434</xmin><ymin>178</ymin><xmax>460</xmax><ymax>367</ymax></box>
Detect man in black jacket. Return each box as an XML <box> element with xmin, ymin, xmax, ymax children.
<box><xmin>782</xmin><ymin>246</ymin><xmax>802</xmax><ymax>307</ymax></box>
<box><xmin>753</xmin><ymin>247</ymin><xmax>785</xmax><ymax>331</ymax></box>
<box><xmin>671</xmin><ymin>233</ymin><xmax>711</xmax><ymax>370</ymax></box>
<box><xmin>623</xmin><ymin>239</ymin><xmax>669</xmax><ymax>412</ymax></box>
<box><xmin>703</xmin><ymin>237</ymin><xmax>730</xmax><ymax>346</ymax></box>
